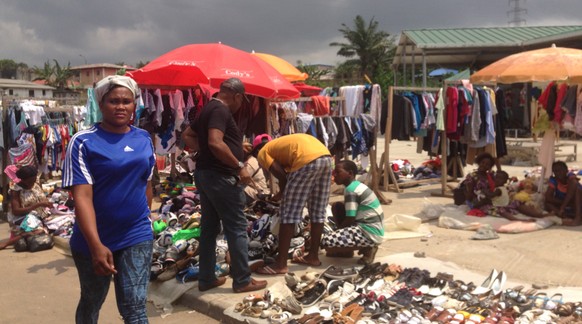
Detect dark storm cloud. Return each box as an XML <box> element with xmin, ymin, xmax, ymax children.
<box><xmin>1</xmin><ymin>0</ymin><xmax>581</xmax><ymax>68</ymax></box>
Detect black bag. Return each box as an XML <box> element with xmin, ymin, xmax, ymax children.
<box><xmin>14</xmin><ymin>237</ymin><xmax>29</xmax><ymax>252</ymax></box>
<box><xmin>453</xmin><ymin>181</ymin><xmax>467</xmax><ymax>206</ymax></box>
<box><xmin>26</xmin><ymin>233</ymin><xmax>54</xmax><ymax>252</ymax></box>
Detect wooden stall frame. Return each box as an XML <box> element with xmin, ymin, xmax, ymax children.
<box><xmin>384</xmin><ymin>86</ymin><xmax>442</xmax><ymax>193</ymax></box>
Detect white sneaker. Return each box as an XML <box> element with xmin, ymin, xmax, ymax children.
<box><xmin>324</xmin><ymin>287</ymin><xmax>343</xmax><ymax>302</ymax></box>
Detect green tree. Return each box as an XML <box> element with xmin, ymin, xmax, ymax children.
<box><xmin>296</xmin><ymin>60</ymin><xmax>330</xmax><ymax>83</ymax></box>
<box><xmin>330</xmin><ymin>15</ymin><xmax>396</xmax><ymax>86</ymax></box>
<box><xmin>33</xmin><ymin>59</ymin><xmax>73</xmax><ymax>89</ymax></box>
<box><xmin>0</xmin><ymin>59</ymin><xmax>19</xmax><ymax>79</ymax></box>
<box><xmin>135</xmin><ymin>61</ymin><xmax>149</xmax><ymax>69</ymax></box>
<box><xmin>53</xmin><ymin>60</ymin><xmax>73</xmax><ymax>90</ymax></box>
<box><xmin>33</xmin><ymin>60</ymin><xmax>55</xmax><ymax>84</ymax></box>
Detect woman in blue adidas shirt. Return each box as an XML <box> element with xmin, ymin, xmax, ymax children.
<box><xmin>62</xmin><ymin>75</ymin><xmax>155</xmax><ymax>324</ymax></box>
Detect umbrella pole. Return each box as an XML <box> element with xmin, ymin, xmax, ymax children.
<box><xmin>265</xmin><ymin>100</ymin><xmax>276</xmax><ymax>194</ymax></box>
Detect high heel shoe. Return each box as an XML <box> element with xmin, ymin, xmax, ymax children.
<box><xmin>490</xmin><ymin>271</ymin><xmax>507</xmax><ymax>297</ymax></box>
<box><xmin>471</xmin><ymin>269</ymin><xmax>498</xmax><ymax>295</ymax></box>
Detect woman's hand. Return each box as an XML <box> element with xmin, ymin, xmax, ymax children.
<box><xmin>270</xmin><ymin>191</ymin><xmax>283</xmax><ymax>202</ymax></box>
<box><xmin>91</xmin><ymin>244</ymin><xmax>117</xmax><ymax>276</ymax></box>
<box><xmin>37</xmin><ymin>201</ymin><xmax>54</xmax><ymax>209</ymax></box>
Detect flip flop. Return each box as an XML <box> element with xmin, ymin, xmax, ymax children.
<box><xmin>292</xmin><ymin>250</ymin><xmax>322</xmax><ymax>266</ymax></box>
<box><xmin>256</xmin><ymin>265</ymin><xmax>287</xmax><ymax>275</ymax></box>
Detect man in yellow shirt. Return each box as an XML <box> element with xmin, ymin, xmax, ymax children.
<box><xmin>252</xmin><ymin>133</ymin><xmax>332</xmax><ymax>275</ymax></box>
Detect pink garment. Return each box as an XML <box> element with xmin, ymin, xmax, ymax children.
<box><xmin>4</xmin><ymin>165</ymin><xmax>20</xmax><ymax>183</ymax></box>
<box><xmin>576</xmin><ymin>88</ymin><xmax>582</xmax><ymax>135</ymax></box>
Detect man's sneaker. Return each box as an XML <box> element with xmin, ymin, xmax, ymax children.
<box><xmin>287</xmin><ymin>237</ymin><xmax>305</xmax><ymax>259</ymax></box>
<box><xmin>248</xmin><ymin>240</ymin><xmax>265</xmax><ymax>261</ymax></box>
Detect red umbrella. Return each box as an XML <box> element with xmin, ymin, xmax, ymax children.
<box><xmin>292</xmin><ymin>82</ymin><xmax>322</xmax><ymax>96</ymax></box>
<box><xmin>128</xmin><ymin>43</ymin><xmax>300</xmax><ymax>99</ymax></box>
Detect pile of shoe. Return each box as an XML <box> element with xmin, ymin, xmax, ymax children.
<box><xmin>234</xmin><ymin>290</ymin><xmax>300</xmax><ymax>322</ymax></box>
<box><xmin>250</xmin><ymin>263</ymin><xmax>582</xmax><ymax>324</ymax></box>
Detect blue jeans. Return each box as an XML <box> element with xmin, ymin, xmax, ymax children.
<box><xmin>72</xmin><ymin>240</ymin><xmax>153</xmax><ymax>324</ymax></box>
<box><xmin>194</xmin><ymin>169</ymin><xmax>251</xmax><ymax>290</ymax></box>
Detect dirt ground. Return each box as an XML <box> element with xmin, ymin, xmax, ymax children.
<box><xmin>1</xmin><ymin>136</ymin><xmax>581</xmax><ymax>323</ymax></box>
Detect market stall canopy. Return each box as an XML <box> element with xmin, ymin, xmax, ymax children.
<box><xmin>446</xmin><ymin>69</ymin><xmax>471</xmax><ymax>81</ymax></box>
<box><xmin>470</xmin><ymin>44</ymin><xmax>582</xmax><ymax>84</ymax></box>
<box><xmin>128</xmin><ymin>43</ymin><xmax>300</xmax><ymax>99</ymax></box>
<box><xmin>251</xmin><ymin>52</ymin><xmax>308</xmax><ymax>82</ymax></box>
<box><xmin>292</xmin><ymin>82</ymin><xmax>322</xmax><ymax>96</ymax></box>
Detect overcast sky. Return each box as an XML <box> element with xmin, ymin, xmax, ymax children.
<box><xmin>2</xmin><ymin>0</ymin><xmax>582</xmax><ymax>69</ymax></box>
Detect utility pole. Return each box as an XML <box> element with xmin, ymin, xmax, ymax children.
<box><xmin>508</xmin><ymin>0</ymin><xmax>527</xmax><ymax>27</ymax></box>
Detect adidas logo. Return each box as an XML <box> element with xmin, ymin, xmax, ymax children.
<box><xmin>124</xmin><ymin>145</ymin><xmax>134</xmax><ymax>152</ymax></box>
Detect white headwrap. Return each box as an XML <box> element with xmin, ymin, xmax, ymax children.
<box><xmin>94</xmin><ymin>75</ymin><xmax>140</xmax><ymax>104</ymax></box>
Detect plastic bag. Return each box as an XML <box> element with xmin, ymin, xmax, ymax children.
<box><xmin>26</xmin><ymin>233</ymin><xmax>54</xmax><ymax>252</ymax></box>
<box><xmin>14</xmin><ymin>237</ymin><xmax>28</xmax><ymax>252</ymax></box>
<box><xmin>20</xmin><ymin>213</ymin><xmax>43</xmax><ymax>232</ymax></box>
<box><xmin>171</xmin><ymin>228</ymin><xmax>200</xmax><ymax>243</ymax></box>
<box><xmin>418</xmin><ymin>198</ymin><xmax>445</xmax><ymax>220</ymax></box>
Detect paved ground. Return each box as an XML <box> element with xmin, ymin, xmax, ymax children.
<box><xmin>0</xmin><ymin>229</ymin><xmax>218</xmax><ymax>323</ymax></box>
<box><xmin>2</xmin><ymin>136</ymin><xmax>581</xmax><ymax>323</ymax></box>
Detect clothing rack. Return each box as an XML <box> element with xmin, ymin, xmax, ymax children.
<box><xmin>430</xmin><ymin>80</ymin><xmax>496</xmax><ymax>198</ymax></box>
<box><xmin>384</xmin><ymin>86</ymin><xmax>442</xmax><ymax>193</ymax></box>
<box><xmin>0</xmin><ymin>96</ymin><xmax>77</xmax><ymax>215</ymax></box>
<box><xmin>271</xmin><ymin>96</ymin><xmax>345</xmax><ymax>103</ymax></box>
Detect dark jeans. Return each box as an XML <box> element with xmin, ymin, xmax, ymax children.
<box><xmin>194</xmin><ymin>169</ymin><xmax>251</xmax><ymax>290</ymax></box>
<box><xmin>72</xmin><ymin>240</ymin><xmax>153</xmax><ymax>324</ymax></box>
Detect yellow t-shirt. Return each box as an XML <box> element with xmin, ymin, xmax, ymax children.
<box><xmin>257</xmin><ymin>134</ymin><xmax>330</xmax><ymax>172</ymax></box>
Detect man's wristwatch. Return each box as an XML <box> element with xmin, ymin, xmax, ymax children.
<box><xmin>237</xmin><ymin>161</ymin><xmax>245</xmax><ymax>169</ymax></box>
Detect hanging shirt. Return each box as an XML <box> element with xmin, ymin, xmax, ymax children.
<box><xmin>435</xmin><ymin>88</ymin><xmax>445</xmax><ymax>131</ymax></box>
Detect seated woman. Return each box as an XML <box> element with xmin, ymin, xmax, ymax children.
<box><xmin>0</xmin><ymin>165</ymin><xmax>53</xmax><ymax>250</ymax></box>
<box><xmin>464</xmin><ymin>153</ymin><xmax>497</xmax><ymax>209</ymax></box>
<box><xmin>320</xmin><ymin>160</ymin><xmax>384</xmax><ymax>265</ymax></box>
<box><xmin>545</xmin><ymin>161</ymin><xmax>582</xmax><ymax>226</ymax></box>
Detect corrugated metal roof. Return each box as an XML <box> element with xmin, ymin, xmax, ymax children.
<box><xmin>403</xmin><ymin>25</ymin><xmax>582</xmax><ymax>48</ymax></box>
<box><xmin>0</xmin><ymin>78</ymin><xmax>55</xmax><ymax>90</ymax></box>
<box><xmin>393</xmin><ymin>25</ymin><xmax>582</xmax><ymax>68</ymax></box>
<box><xmin>70</xmin><ymin>63</ymin><xmax>136</xmax><ymax>70</ymax></box>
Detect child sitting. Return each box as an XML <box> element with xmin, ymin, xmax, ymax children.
<box><xmin>476</xmin><ymin>171</ymin><xmax>550</xmax><ymax>221</ymax></box>
<box><xmin>320</xmin><ymin>160</ymin><xmax>385</xmax><ymax>265</ymax></box>
<box><xmin>0</xmin><ymin>165</ymin><xmax>53</xmax><ymax>250</ymax></box>
<box><xmin>545</xmin><ymin>161</ymin><xmax>582</xmax><ymax>226</ymax></box>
